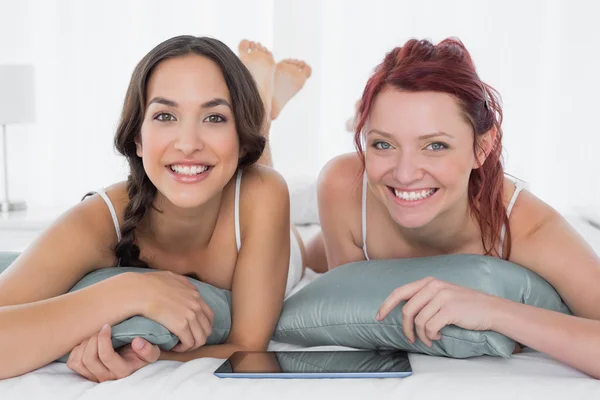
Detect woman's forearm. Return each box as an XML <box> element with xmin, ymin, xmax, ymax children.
<box><xmin>0</xmin><ymin>272</ymin><xmax>141</xmax><ymax>380</ymax></box>
<box><xmin>492</xmin><ymin>298</ymin><xmax>600</xmax><ymax>378</ymax></box>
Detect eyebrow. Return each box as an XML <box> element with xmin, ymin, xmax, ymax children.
<box><xmin>367</xmin><ymin>129</ymin><xmax>453</xmax><ymax>140</ymax></box>
<box><xmin>147</xmin><ymin>97</ymin><xmax>232</xmax><ymax>109</ymax></box>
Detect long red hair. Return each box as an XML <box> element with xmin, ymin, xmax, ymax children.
<box><xmin>354</xmin><ymin>38</ymin><xmax>510</xmax><ymax>259</ymax></box>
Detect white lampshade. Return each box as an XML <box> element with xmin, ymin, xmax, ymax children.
<box><xmin>0</xmin><ymin>65</ymin><xmax>35</xmax><ymax>124</ymax></box>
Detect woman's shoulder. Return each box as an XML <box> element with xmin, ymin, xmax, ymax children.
<box><xmin>86</xmin><ymin>181</ymin><xmax>130</xmax><ymax>230</ymax></box>
<box><xmin>318</xmin><ymin>153</ymin><xmax>364</xmax><ymax>206</ymax></box>
<box><xmin>240</xmin><ymin>164</ymin><xmax>288</xmax><ymax>194</ymax></box>
<box><xmin>20</xmin><ymin>181</ymin><xmax>130</xmax><ymax>270</ymax></box>
<box><xmin>503</xmin><ymin>176</ymin><xmax>560</xmax><ymax>238</ymax></box>
<box><xmin>238</xmin><ymin>165</ymin><xmax>289</xmax><ymax>209</ymax></box>
<box><xmin>236</xmin><ymin>165</ymin><xmax>290</xmax><ymax>236</ymax></box>
<box><xmin>65</xmin><ymin>181</ymin><xmax>131</xmax><ymax>250</ymax></box>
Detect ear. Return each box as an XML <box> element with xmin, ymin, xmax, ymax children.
<box><xmin>135</xmin><ymin>136</ymin><xmax>143</xmax><ymax>158</ymax></box>
<box><xmin>473</xmin><ymin>127</ymin><xmax>497</xmax><ymax>169</ymax></box>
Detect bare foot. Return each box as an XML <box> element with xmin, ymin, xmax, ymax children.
<box><xmin>238</xmin><ymin>40</ymin><xmax>276</xmax><ymax>118</ymax></box>
<box><xmin>271</xmin><ymin>59</ymin><xmax>312</xmax><ymax>120</ymax></box>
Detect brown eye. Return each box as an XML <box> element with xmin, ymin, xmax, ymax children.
<box><xmin>204</xmin><ymin>115</ymin><xmax>226</xmax><ymax>123</ymax></box>
<box><xmin>155</xmin><ymin>113</ymin><xmax>176</xmax><ymax>122</ymax></box>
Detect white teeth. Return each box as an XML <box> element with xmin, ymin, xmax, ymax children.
<box><xmin>170</xmin><ymin>164</ymin><xmax>209</xmax><ymax>176</ymax></box>
<box><xmin>393</xmin><ymin>188</ymin><xmax>436</xmax><ymax>201</ymax></box>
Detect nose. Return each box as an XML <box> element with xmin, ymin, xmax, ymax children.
<box><xmin>173</xmin><ymin>121</ymin><xmax>204</xmax><ymax>156</ymax></box>
<box><xmin>392</xmin><ymin>151</ymin><xmax>424</xmax><ymax>185</ymax></box>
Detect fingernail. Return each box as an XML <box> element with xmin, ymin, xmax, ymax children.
<box><xmin>134</xmin><ymin>339</ymin><xmax>145</xmax><ymax>350</ymax></box>
<box><xmin>102</xmin><ymin>324</ymin><xmax>110</xmax><ymax>332</ymax></box>
<box><xmin>375</xmin><ymin>312</ymin><xmax>381</xmax><ymax>321</ymax></box>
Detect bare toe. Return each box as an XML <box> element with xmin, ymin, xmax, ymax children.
<box><xmin>271</xmin><ymin>58</ymin><xmax>312</xmax><ymax>120</ymax></box>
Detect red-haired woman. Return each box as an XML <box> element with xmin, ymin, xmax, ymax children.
<box><xmin>305</xmin><ymin>38</ymin><xmax>600</xmax><ymax>378</ymax></box>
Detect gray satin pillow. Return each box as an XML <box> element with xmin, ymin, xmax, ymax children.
<box><xmin>273</xmin><ymin>255</ymin><xmax>571</xmax><ymax>358</ymax></box>
<box><xmin>0</xmin><ymin>254</ymin><xmax>232</xmax><ymax>362</ymax></box>
<box><xmin>57</xmin><ymin>267</ymin><xmax>232</xmax><ymax>360</ymax></box>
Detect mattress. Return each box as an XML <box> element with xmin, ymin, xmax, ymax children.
<box><xmin>1</xmin><ymin>219</ymin><xmax>599</xmax><ymax>399</ymax></box>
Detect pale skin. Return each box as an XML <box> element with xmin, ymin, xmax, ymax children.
<box><xmin>238</xmin><ymin>40</ymin><xmax>312</xmax><ymax>165</ymax></box>
<box><xmin>0</xmin><ymin>39</ymin><xmax>312</xmax><ymax>382</ymax></box>
<box><xmin>313</xmin><ymin>87</ymin><xmax>600</xmax><ymax>378</ymax></box>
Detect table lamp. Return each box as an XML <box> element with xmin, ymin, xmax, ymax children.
<box><xmin>0</xmin><ymin>65</ymin><xmax>35</xmax><ymax>213</ymax></box>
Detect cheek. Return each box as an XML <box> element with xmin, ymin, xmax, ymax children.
<box><xmin>139</xmin><ymin>129</ymin><xmax>169</xmax><ymax>158</ymax></box>
<box><xmin>434</xmin><ymin>152</ymin><xmax>474</xmax><ymax>185</ymax></box>
<box><xmin>365</xmin><ymin>153</ymin><xmax>395</xmax><ymax>181</ymax></box>
<box><xmin>207</xmin><ymin>128</ymin><xmax>240</xmax><ymax>163</ymax></box>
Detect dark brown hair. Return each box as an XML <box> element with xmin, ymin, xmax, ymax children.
<box><xmin>113</xmin><ymin>35</ymin><xmax>265</xmax><ymax>267</ymax></box>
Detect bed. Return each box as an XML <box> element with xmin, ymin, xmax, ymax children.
<box><xmin>1</xmin><ymin>217</ymin><xmax>599</xmax><ymax>399</ymax></box>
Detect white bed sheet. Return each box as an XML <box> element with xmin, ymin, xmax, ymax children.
<box><xmin>2</xmin><ymin>317</ymin><xmax>598</xmax><ymax>400</ymax></box>
<box><xmin>2</xmin><ymin>219</ymin><xmax>600</xmax><ymax>400</ymax></box>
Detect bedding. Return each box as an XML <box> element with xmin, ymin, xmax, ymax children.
<box><xmin>1</xmin><ymin>220</ymin><xmax>599</xmax><ymax>399</ymax></box>
<box><xmin>1</xmin><ymin>271</ymin><xmax>597</xmax><ymax>400</ymax></box>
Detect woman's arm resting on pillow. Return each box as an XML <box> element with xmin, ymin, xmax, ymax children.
<box><xmin>0</xmin><ymin>190</ymin><xmax>212</xmax><ymax>379</ymax></box>
<box><xmin>0</xmin><ymin>195</ymin><xmax>139</xmax><ymax>380</ymax></box>
<box><xmin>376</xmin><ymin>277</ymin><xmax>600</xmax><ymax>378</ymax></box>
<box><xmin>161</xmin><ymin>166</ymin><xmax>291</xmax><ymax>361</ymax></box>
<box><xmin>493</xmin><ymin>298</ymin><xmax>600</xmax><ymax>379</ymax></box>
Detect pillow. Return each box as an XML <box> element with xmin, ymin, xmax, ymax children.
<box><xmin>0</xmin><ymin>255</ymin><xmax>232</xmax><ymax>362</ymax></box>
<box><xmin>56</xmin><ymin>267</ymin><xmax>232</xmax><ymax>362</ymax></box>
<box><xmin>0</xmin><ymin>252</ymin><xmax>19</xmax><ymax>270</ymax></box>
<box><xmin>273</xmin><ymin>255</ymin><xmax>571</xmax><ymax>358</ymax></box>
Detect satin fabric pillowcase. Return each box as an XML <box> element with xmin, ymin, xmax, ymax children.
<box><xmin>55</xmin><ymin>267</ymin><xmax>232</xmax><ymax>362</ymax></box>
<box><xmin>0</xmin><ymin>252</ymin><xmax>571</xmax><ymax>359</ymax></box>
<box><xmin>0</xmin><ymin>254</ymin><xmax>232</xmax><ymax>363</ymax></box>
<box><xmin>273</xmin><ymin>254</ymin><xmax>571</xmax><ymax>358</ymax></box>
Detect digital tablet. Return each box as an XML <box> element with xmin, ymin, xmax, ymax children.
<box><xmin>214</xmin><ymin>350</ymin><xmax>412</xmax><ymax>379</ymax></box>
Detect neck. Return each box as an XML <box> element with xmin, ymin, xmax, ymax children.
<box><xmin>143</xmin><ymin>191</ymin><xmax>223</xmax><ymax>252</ymax></box>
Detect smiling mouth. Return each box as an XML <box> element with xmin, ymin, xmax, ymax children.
<box><xmin>388</xmin><ymin>186</ymin><xmax>439</xmax><ymax>201</ymax></box>
<box><xmin>168</xmin><ymin>164</ymin><xmax>212</xmax><ymax>176</ymax></box>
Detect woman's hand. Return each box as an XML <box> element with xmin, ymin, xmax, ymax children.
<box><xmin>376</xmin><ymin>277</ymin><xmax>501</xmax><ymax>346</ymax></box>
<box><xmin>137</xmin><ymin>271</ymin><xmax>214</xmax><ymax>352</ymax></box>
<box><xmin>66</xmin><ymin>324</ymin><xmax>159</xmax><ymax>382</ymax></box>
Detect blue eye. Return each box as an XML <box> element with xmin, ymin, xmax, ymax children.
<box><xmin>426</xmin><ymin>142</ymin><xmax>448</xmax><ymax>151</ymax></box>
<box><xmin>373</xmin><ymin>141</ymin><xmax>392</xmax><ymax>150</ymax></box>
<box><xmin>154</xmin><ymin>113</ymin><xmax>176</xmax><ymax>122</ymax></box>
<box><xmin>204</xmin><ymin>114</ymin><xmax>226</xmax><ymax>123</ymax></box>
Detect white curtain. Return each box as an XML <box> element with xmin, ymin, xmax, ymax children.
<box><xmin>1</xmin><ymin>0</ymin><xmax>598</xmax><ymax>215</ymax></box>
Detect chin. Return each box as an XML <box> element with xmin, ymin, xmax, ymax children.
<box><xmin>389</xmin><ymin>211</ymin><xmax>435</xmax><ymax>229</ymax></box>
<box><xmin>160</xmin><ymin>188</ymin><xmax>214</xmax><ymax>209</ymax></box>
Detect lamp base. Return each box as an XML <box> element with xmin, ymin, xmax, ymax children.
<box><xmin>0</xmin><ymin>201</ymin><xmax>27</xmax><ymax>213</ymax></box>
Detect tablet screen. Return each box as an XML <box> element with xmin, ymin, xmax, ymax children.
<box><xmin>214</xmin><ymin>350</ymin><xmax>412</xmax><ymax>379</ymax></box>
